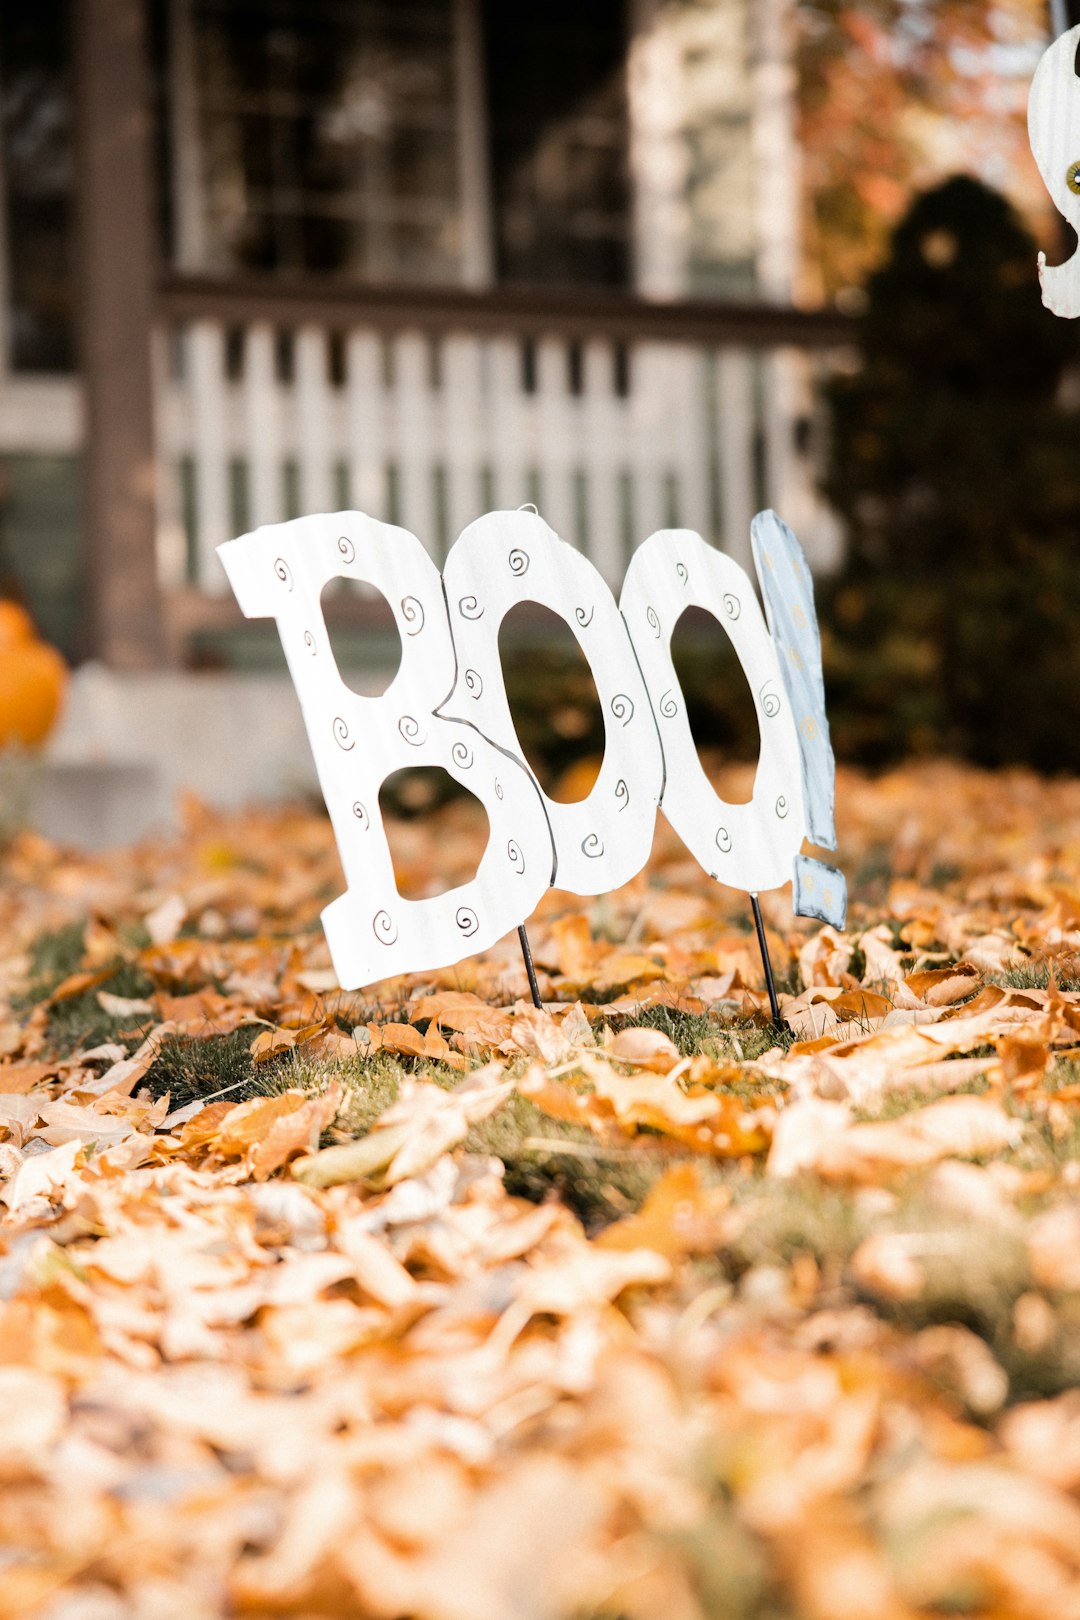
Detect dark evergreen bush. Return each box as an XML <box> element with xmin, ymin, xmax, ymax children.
<box><xmin>822</xmin><ymin>175</ymin><xmax>1080</xmax><ymax>770</ymax></box>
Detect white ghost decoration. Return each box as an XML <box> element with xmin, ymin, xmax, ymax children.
<box><xmin>1029</xmin><ymin>23</ymin><xmax>1080</xmax><ymax>317</ymax></box>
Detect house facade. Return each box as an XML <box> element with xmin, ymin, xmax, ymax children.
<box><xmin>0</xmin><ymin>0</ymin><xmax>848</xmax><ymax>671</ymax></box>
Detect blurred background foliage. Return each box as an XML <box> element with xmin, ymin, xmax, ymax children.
<box><xmin>823</xmin><ymin>174</ymin><xmax>1080</xmax><ymax>772</ymax></box>
<box><xmin>795</xmin><ymin>0</ymin><xmax>1048</xmax><ymax>302</ymax></box>
<box><xmin>507</xmin><ymin>171</ymin><xmax>1080</xmax><ymax>794</ymax></box>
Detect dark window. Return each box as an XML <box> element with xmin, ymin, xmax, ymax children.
<box><xmin>181</xmin><ymin>0</ymin><xmax>632</xmax><ymax>290</ymax></box>
<box><xmin>188</xmin><ymin>0</ymin><xmax>464</xmax><ymax>282</ymax></box>
<box><xmin>0</xmin><ymin>0</ymin><xmax>76</xmax><ymax>372</ymax></box>
<box><xmin>483</xmin><ymin>0</ymin><xmax>630</xmax><ymax>288</ymax></box>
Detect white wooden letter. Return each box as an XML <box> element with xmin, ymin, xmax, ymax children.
<box><xmin>218</xmin><ymin>513</ymin><xmax>551</xmax><ymax>989</ymax></box>
<box><xmin>440</xmin><ymin>509</ymin><xmax>665</xmax><ymax>894</ymax></box>
<box><xmin>621</xmin><ymin>527</ymin><xmax>806</xmax><ymax>895</ymax></box>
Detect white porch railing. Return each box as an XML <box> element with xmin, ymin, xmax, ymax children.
<box><xmin>153</xmin><ymin>279</ymin><xmax>851</xmax><ymax>609</ymax></box>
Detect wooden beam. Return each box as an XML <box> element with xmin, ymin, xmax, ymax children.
<box><xmin>157</xmin><ymin>272</ymin><xmax>855</xmax><ymax>351</ymax></box>
<box><xmin>73</xmin><ymin>0</ymin><xmax>165</xmax><ymax>668</ymax></box>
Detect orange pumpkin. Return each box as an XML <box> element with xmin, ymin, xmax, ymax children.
<box><xmin>0</xmin><ymin>601</ymin><xmax>67</xmax><ymax>748</ymax></box>
<box><xmin>0</xmin><ymin>600</ymin><xmax>35</xmax><ymax>652</ymax></box>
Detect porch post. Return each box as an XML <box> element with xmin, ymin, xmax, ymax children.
<box><xmin>73</xmin><ymin>0</ymin><xmax>165</xmax><ymax>667</ymax></box>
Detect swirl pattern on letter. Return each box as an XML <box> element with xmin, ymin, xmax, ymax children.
<box><xmin>400</xmin><ymin>596</ymin><xmax>425</xmax><ymax>636</ymax></box>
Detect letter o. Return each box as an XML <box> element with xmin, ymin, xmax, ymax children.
<box><xmin>620</xmin><ymin>529</ymin><xmax>806</xmax><ymax>894</ymax></box>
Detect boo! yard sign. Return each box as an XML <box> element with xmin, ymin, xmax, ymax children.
<box><xmin>219</xmin><ymin>508</ymin><xmax>846</xmax><ymax>992</ymax></box>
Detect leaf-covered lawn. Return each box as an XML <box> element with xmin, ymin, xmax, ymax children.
<box><xmin>5</xmin><ymin>761</ymin><xmax>1080</xmax><ymax>1618</ymax></box>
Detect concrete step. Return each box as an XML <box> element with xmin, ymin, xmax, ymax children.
<box><xmin>14</xmin><ymin>661</ymin><xmax>387</xmax><ymax>847</ymax></box>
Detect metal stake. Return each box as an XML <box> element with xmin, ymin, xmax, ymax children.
<box><xmin>517</xmin><ymin>924</ymin><xmax>543</xmax><ymax>1010</ymax></box>
<box><xmin>750</xmin><ymin>893</ymin><xmax>783</xmax><ymax>1028</ymax></box>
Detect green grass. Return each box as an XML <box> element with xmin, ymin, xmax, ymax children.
<box><xmin>466</xmin><ymin>1092</ymin><xmax>684</xmax><ymax>1230</ymax></box>
<box><xmin>142</xmin><ymin>1027</ymin><xmax>273</xmax><ymax>1111</ymax></box>
<box><xmin>16</xmin><ymin>922</ymin><xmax>162</xmax><ymax>1058</ymax></box>
<box><xmin>282</xmin><ymin>1047</ymin><xmax>690</xmax><ymax>1229</ymax></box>
<box><xmin>989</xmin><ymin>963</ymin><xmax>1080</xmax><ymax>991</ymax></box>
<box><xmin>25</xmin><ymin>920</ymin><xmax>88</xmax><ymax>987</ymax></box>
<box><xmin>40</xmin><ymin>962</ymin><xmax>159</xmax><ymax>1057</ymax></box>
<box><xmin>612</xmin><ymin>1003</ymin><xmax>795</xmax><ymax>1061</ymax></box>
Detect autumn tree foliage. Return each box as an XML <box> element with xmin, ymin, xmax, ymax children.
<box><xmin>796</xmin><ymin>0</ymin><xmax>1052</xmax><ymax>300</ymax></box>
<box><xmin>823</xmin><ymin>175</ymin><xmax>1080</xmax><ymax>769</ymax></box>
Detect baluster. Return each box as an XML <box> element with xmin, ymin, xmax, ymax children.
<box><xmin>296</xmin><ymin>326</ymin><xmax>334</xmax><ymax>516</ymax></box>
<box><xmin>535</xmin><ymin>337</ymin><xmax>576</xmax><ymax>543</ymax></box>
<box><xmin>345</xmin><ymin>330</ymin><xmax>385</xmax><ymax>519</ymax></box>
<box><xmin>628</xmin><ymin>342</ymin><xmax>668</xmax><ymax>544</ymax></box>
<box><xmin>394</xmin><ymin>332</ymin><xmax>439</xmax><ymax>552</ymax></box>
<box><xmin>488</xmin><ymin>336</ymin><xmax>529</xmax><ymax>511</ymax></box>
<box><xmin>668</xmin><ymin>343</ymin><xmax>711</xmax><ymax>541</ymax></box>
<box><xmin>716</xmin><ymin>346</ymin><xmax>756</xmax><ymax>573</ymax></box>
<box><xmin>443</xmin><ymin>333</ymin><xmax>485</xmax><ymax>548</ymax></box>
<box><xmin>151</xmin><ymin>324</ymin><xmax>187</xmax><ymax>587</ymax></box>
<box><xmin>188</xmin><ymin>319</ymin><xmax>230</xmax><ymax>591</ymax></box>
<box><xmin>581</xmin><ymin>340</ymin><xmax>621</xmax><ymax>585</ymax></box>
<box><xmin>245</xmin><ymin>322</ymin><xmax>281</xmax><ymax>530</ymax></box>
<box><xmin>763</xmin><ymin>345</ymin><xmax>842</xmax><ymax>571</ymax></box>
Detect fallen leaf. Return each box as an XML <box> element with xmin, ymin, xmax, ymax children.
<box><xmin>96</xmin><ymin>990</ymin><xmax>155</xmax><ymax>1019</ymax></box>
<box><xmin>609</xmin><ymin>1026</ymin><xmax>681</xmax><ymax>1072</ymax></box>
<box><xmin>249</xmin><ymin>1084</ymin><xmax>342</xmax><ymax>1179</ymax></box>
<box><xmin>597</xmin><ymin>1163</ymin><xmax>730</xmax><ymax>1257</ymax></box>
<box><xmin>145</xmin><ymin>892</ymin><xmax>187</xmax><ymax>946</ymax></box>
